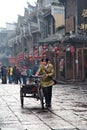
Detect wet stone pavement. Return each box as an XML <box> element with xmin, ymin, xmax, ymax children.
<box><xmin>0</xmin><ymin>82</ymin><xmax>87</xmax><ymax>130</ymax></box>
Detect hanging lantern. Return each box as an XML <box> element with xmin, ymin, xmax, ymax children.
<box><xmin>43</xmin><ymin>50</ymin><xmax>46</xmax><ymax>54</ymax></box>
<box><xmin>34</xmin><ymin>55</ymin><xmax>38</xmax><ymax>59</ymax></box>
<box><xmin>29</xmin><ymin>55</ymin><xmax>32</xmax><ymax>58</ymax></box>
<box><xmin>34</xmin><ymin>50</ymin><xmax>38</xmax><ymax>54</ymax></box>
<box><xmin>56</xmin><ymin>51</ymin><xmax>60</xmax><ymax>54</ymax></box>
<box><xmin>70</xmin><ymin>46</ymin><xmax>75</xmax><ymax>54</ymax></box>
<box><xmin>24</xmin><ymin>52</ymin><xmax>27</xmax><ymax>60</ymax></box>
<box><xmin>39</xmin><ymin>55</ymin><xmax>42</xmax><ymax>59</ymax></box>
<box><xmin>43</xmin><ymin>45</ymin><xmax>46</xmax><ymax>49</ymax></box>
<box><xmin>43</xmin><ymin>54</ymin><xmax>46</xmax><ymax>57</ymax></box>
<box><xmin>54</xmin><ymin>46</ymin><xmax>59</xmax><ymax>52</ymax></box>
<box><xmin>29</xmin><ymin>57</ymin><xmax>32</xmax><ymax>61</ymax></box>
<box><xmin>35</xmin><ymin>46</ymin><xmax>38</xmax><ymax>50</ymax></box>
<box><xmin>39</xmin><ymin>51</ymin><xmax>43</xmax><ymax>59</ymax></box>
<box><xmin>54</xmin><ymin>46</ymin><xmax>60</xmax><ymax>55</ymax></box>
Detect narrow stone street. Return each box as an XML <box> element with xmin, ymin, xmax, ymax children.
<box><xmin>0</xmin><ymin>82</ymin><xmax>87</xmax><ymax>130</ymax></box>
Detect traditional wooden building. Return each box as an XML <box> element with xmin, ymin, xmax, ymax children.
<box><xmin>60</xmin><ymin>0</ymin><xmax>87</xmax><ymax>81</ymax></box>
<box><xmin>37</xmin><ymin>1</ymin><xmax>65</xmax><ymax>79</ymax></box>
<box><xmin>8</xmin><ymin>0</ymin><xmax>87</xmax><ymax>82</ymax></box>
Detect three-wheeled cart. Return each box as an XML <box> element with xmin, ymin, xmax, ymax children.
<box><xmin>20</xmin><ymin>76</ymin><xmax>44</xmax><ymax>109</ymax></box>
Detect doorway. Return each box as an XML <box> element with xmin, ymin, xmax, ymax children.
<box><xmin>84</xmin><ymin>49</ymin><xmax>87</xmax><ymax>80</ymax></box>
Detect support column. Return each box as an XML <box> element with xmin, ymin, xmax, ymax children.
<box><xmin>82</xmin><ymin>48</ymin><xmax>84</xmax><ymax>80</ymax></box>
<box><xmin>76</xmin><ymin>48</ymin><xmax>79</xmax><ymax>79</ymax></box>
<box><xmin>72</xmin><ymin>53</ymin><xmax>75</xmax><ymax>81</ymax></box>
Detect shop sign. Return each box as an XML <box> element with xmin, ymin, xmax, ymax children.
<box><xmin>80</xmin><ymin>9</ymin><xmax>87</xmax><ymax>30</ymax></box>
<box><xmin>82</xmin><ymin>9</ymin><xmax>87</xmax><ymax>18</ymax></box>
<box><xmin>65</xmin><ymin>16</ymin><xmax>75</xmax><ymax>33</ymax></box>
<box><xmin>80</xmin><ymin>24</ymin><xmax>87</xmax><ymax>30</ymax></box>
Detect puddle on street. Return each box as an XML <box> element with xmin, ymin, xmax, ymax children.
<box><xmin>73</xmin><ymin>109</ymin><xmax>87</xmax><ymax>112</ymax></box>
<box><xmin>75</xmin><ymin>101</ymin><xmax>87</xmax><ymax>108</ymax></box>
<box><xmin>71</xmin><ymin>87</ymin><xmax>79</xmax><ymax>90</ymax></box>
<box><xmin>76</xmin><ymin>104</ymin><xmax>87</xmax><ymax>108</ymax></box>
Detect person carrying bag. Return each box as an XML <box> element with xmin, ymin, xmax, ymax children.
<box><xmin>35</xmin><ymin>58</ymin><xmax>55</xmax><ymax>108</ymax></box>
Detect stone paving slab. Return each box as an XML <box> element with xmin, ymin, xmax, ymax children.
<box><xmin>51</xmin><ymin>129</ymin><xmax>77</xmax><ymax>130</ymax></box>
<box><xmin>0</xmin><ymin>83</ymin><xmax>87</xmax><ymax>129</ymax></box>
<box><xmin>0</xmin><ymin>128</ymin><xmax>21</xmax><ymax>130</ymax></box>
<box><xmin>23</xmin><ymin>123</ymin><xmax>51</xmax><ymax>130</ymax></box>
<box><xmin>32</xmin><ymin>110</ymin><xmax>75</xmax><ymax>129</ymax></box>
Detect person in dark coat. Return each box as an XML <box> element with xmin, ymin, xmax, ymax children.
<box><xmin>33</xmin><ymin>62</ymin><xmax>39</xmax><ymax>75</ymax></box>
<box><xmin>13</xmin><ymin>66</ymin><xmax>17</xmax><ymax>83</ymax></box>
<box><xmin>15</xmin><ymin>67</ymin><xmax>21</xmax><ymax>84</ymax></box>
<box><xmin>1</xmin><ymin>66</ymin><xmax>7</xmax><ymax>84</ymax></box>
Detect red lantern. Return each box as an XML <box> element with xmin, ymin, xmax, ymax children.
<box><xmin>43</xmin><ymin>45</ymin><xmax>46</xmax><ymax>49</ymax></box>
<box><xmin>54</xmin><ymin>46</ymin><xmax>59</xmax><ymax>52</ymax></box>
<box><xmin>56</xmin><ymin>51</ymin><xmax>59</xmax><ymax>54</ymax></box>
<box><xmin>34</xmin><ymin>50</ymin><xmax>38</xmax><ymax>54</ymax></box>
<box><xmin>29</xmin><ymin>55</ymin><xmax>32</xmax><ymax>58</ymax></box>
<box><xmin>70</xmin><ymin>46</ymin><xmax>75</xmax><ymax>53</ymax></box>
<box><xmin>34</xmin><ymin>55</ymin><xmax>38</xmax><ymax>59</ymax></box>
<box><xmin>29</xmin><ymin>57</ymin><xmax>32</xmax><ymax>61</ymax></box>
<box><xmin>43</xmin><ymin>50</ymin><xmax>46</xmax><ymax>54</ymax></box>
<box><xmin>43</xmin><ymin>54</ymin><xmax>46</xmax><ymax>57</ymax></box>
<box><xmin>35</xmin><ymin>46</ymin><xmax>38</xmax><ymax>50</ymax></box>
<box><xmin>39</xmin><ymin>55</ymin><xmax>42</xmax><ymax>59</ymax></box>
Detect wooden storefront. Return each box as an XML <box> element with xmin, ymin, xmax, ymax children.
<box><xmin>76</xmin><ymin>47</ymin><xmax>87</xmax><ymax>81</ymax></box>
<box><xmin>53</xmin><ymin>40</ymin><xmax>87</xmax><ymax>81</ymax></box>
<box><xmin>62</xmin><ymin>39</ymin><xmax>87</xmax><ymax>81</ymax></box>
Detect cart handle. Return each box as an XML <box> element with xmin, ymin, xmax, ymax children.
<box><xmin>29</xmin><ymin>75</ymin><xmax>43</xmax><ymax>78</ymax></box>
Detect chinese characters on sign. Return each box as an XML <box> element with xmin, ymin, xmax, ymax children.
<box><xmin>80</xmin><ymin>9</ymin><xmax>87</xmax><ymax>30</ymax></box>
<box><xmin>82</xmin><ymin>9</ymin><xmax>87</xmax><ymax>17</ymax></box>
<box><xmin>80</xmin><ymin>24</ymin><xmax>87</xmax><ymax>30</ymax></box>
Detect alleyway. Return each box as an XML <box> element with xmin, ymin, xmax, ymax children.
<box><xmin>0</xmin><ymin>82</ymin><xmax>87</xmax><ymax>130</ymax></box>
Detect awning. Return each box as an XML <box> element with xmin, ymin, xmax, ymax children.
<box><xmin>38</xmin><ymin>34</ymin><xmax>62</xmax><ymax>44</ymax></box>
<box><xmin>61</xmin><ymin>34</ymin><xmax>87</xmax><ymax>43</ymax></box>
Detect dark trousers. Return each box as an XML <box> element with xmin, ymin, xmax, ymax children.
<box><xmin>2</xmin><ymin>76</ymin><xmax>7</xmax><ymax>84</ymax></box>
<box><xmin>8</xmin><ymin>75</ymin><xmax>13</xmax><ymax>83</ymax></box>
<box><xmin>15</xmin><ymin>77</ymin><xmax>21</xmax><ymax>84</ymax></box>
<box><xmin>22</xmin><ymin>75</ymin><xmax>27</xmax><ymax>84</ymax></box>
<box><xmin>42</xmin><ymin>86</ymin><xmax>52</xmax><ymax>106</ymax></box>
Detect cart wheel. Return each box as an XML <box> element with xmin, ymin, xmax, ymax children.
<box><xmin>39</xmin><ymin>88</ymin><xmax>44</xmax><ymax>109</ymax></box>
<box><xmin>20</xmin><ymin>88</ymin><xmax>24</xmax><ymax>108</ymax></box>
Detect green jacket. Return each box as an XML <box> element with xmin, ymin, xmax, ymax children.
<box><xmin>37</xmin><ymin>63</ymin><xmax>55</xmax><ymax>87</ymax></box>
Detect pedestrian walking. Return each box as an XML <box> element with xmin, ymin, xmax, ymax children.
<box><xmin>1</xmin><ymin>65</ymin><xmax>7</xmax><ymax>84</ymax></box>
<box><xmin>29</xmin><ymin>68</ymin><xmax>33</xmax><ymax>77</ymax></box>
<box><xmin>28</xmin><ymin>68</ymin><xmax>33</xmax><ymax>83</ymax></box>
<box><xmin>8</xmin><ymin>66</ymin><xmax>13</xmax><ymax>83</ymax></box>
<box><xmin>13</xmin><ymin>66</ymin><xmax>21</xmax><ymax>84</ymax></box>
<box><xmin>35</xmin><ymin>58</ymin><xmax>55</xmax><ymax>108</ymax></box>
<box><xmin>15</xmin><ymin>67</ymin><xmax>21</xmax><ymax>84</ymax></box>
<box><xmin>21</xmin><ymin>65</ymin><xmax>28</xmax><ymax>84</ymax></box>
<box><xmin>33</xmin><ymin>62</ymin><xmax>39</xmax><ymax>75</ymax></box>
<box><xmin>13</xmin><ymin>66</ymin><xmax>17</xmax><ymax>84</ymax></box>
<box><xmin>59</xmin><ymin>58</ymin><xmax>65</xmax><ymax>79</ymax></box>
